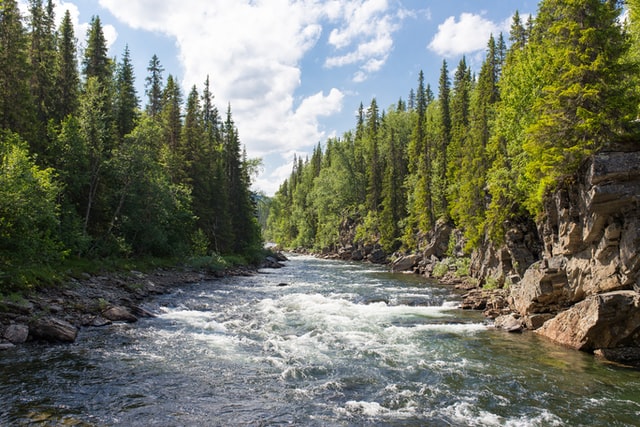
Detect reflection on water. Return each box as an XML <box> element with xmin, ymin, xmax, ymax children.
<box><xmin>1</xmin><ymin>254</ymin><xmax>640</xmax><ymax>426</ymax></box>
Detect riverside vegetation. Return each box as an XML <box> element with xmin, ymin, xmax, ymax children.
<box><xmin>265</xmin><ymin>0</ymin><xmax>640</xmax><ymax>366</ymax></box>
<box><xmin>0</xmin><ymin>1</ymin><xmax>267</xmax><ymax>341</ymax></box>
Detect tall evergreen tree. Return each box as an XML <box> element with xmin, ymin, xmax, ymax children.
<box><xmin>365</xmin><ymin>98</ymin><xmax>381</xmax><ymax>213</ymax></box>
<box><xmin>27</xmin><ymin>0</ymin><xmax>57</xmax><ymax>149</ymax></box>
<box><xmin>160</xmin><ymin>74</ymin><xmax>183</xmax><ymax>182</ymax></box>
<box><xmin>435</xmin><ymin>59</ymin><xmax>451</xmax><ymax>218</ymax></box>
<box><xmin>145</xmin><ymin>54</ymin><xmax>164</xmax><ymax>118</ymax></box>
<box><xmin>446</xmin><ymin>56</ymin><xmax>472</xmax><ymax>222</ymax></box>
<box><xmin>0</xmin><ymin>0</ymin><xmax>35</xmax><ymax>138</ymax></box>
<box><xmin>54</xmin><ymin>9</ymin><xmax>79</xmax><ymax>122</ymax></box>
<box><xmin>222</xmin><ymin>104</ymin><xmax>261</xmax><ymax>255</ymax></box>
<box><xmin>115</xmin><ymin>45</ymin><xmax>139</xmax><ymax>140</ymax></box>
<box><xmin>82</xmin><ymin>16</ymin><xmax>111</xmax><ymax>84</ymax></box>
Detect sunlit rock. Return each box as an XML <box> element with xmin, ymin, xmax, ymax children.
<box><xmin>535</xmin><ymin>290</ymin><xmax>640</xmax><ymax>351</ymax></box>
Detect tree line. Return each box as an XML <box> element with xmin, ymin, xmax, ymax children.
<box><xmin>0</xmin><ymin>0</ymin><xmax>262</xmax><ymax>289</ymax></box>
<box><xmin>265</xmin><ymin>0</ymin><xmax>640</xmax><ymax>256</ymax></box>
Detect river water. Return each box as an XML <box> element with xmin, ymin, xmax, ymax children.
<box><xmin>1</xmin><ymin>254</ymin><xmax>640</xmax><ymax>426</ymax></box>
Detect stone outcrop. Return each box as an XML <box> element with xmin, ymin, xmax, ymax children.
<box><xmin>535</xmin><ymin>291</ymin><xmax>640</xmax><ymax>351</ymax></box>
<box><xmin>470</xmin><ymin>219</ymin><xmax>541</xmax><ymax>288</ymax></box>
<box><xmin>507</xmin><ymin>145</ymin><xmax>640</xmax><ymax>365</ymax></box>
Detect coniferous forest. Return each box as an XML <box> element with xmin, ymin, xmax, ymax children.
<box><xmin>0</xmin><ymin>0</ymin><xmax>262</xmax><ymax>290</ymax></box>
<box><xmin>265</xmin><ymin>0</ymin><xmax>640</xmax><ymax>257</ymax></box>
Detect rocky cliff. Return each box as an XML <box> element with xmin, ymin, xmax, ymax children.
<box><xmin>507</xmin><ymin>143</ymin><xmax>640</xmax><ymax>365</ymax></box>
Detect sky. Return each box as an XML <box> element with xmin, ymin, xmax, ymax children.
<box><xmin>20</xmin><ymin>0</ymin><xmax>538</xmax><ymax>195</ymax></box>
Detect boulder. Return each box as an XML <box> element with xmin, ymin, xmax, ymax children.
<box><xmin>391</xmin><ymin>254</ymin><xmax>420</xmax><ymax>273</ymax></box>
<box><xmin>494</xmin><ymin>314</ymin><xmax>523</xmax><ymax>333</ymax></box>
<box><xmin>3</xmin><ymin>323</ymin><xmax>29</xmax><ymax>343</ymax></box>
<box><xmin>510</xmin><ymin>257</ymin><xmax>571</xmax><ymax>315</ymax></box>
<box><xmin>102</xmin><ymin>306</ymin><xmax>138</xmax><ymax>323</ymax></box>
<box><xmin>30</xmin><ymin>317</ymin><xmax>78</xmax><ymax>343</ymax></box>
<box><xmin>524</xmin><ymin>313</ymin><xmax>555</xmax><ymax>330</ymax></box>
<box><xmin>535</xmin><ymin>290</ymin><xmax>640</xmax><ymax>351</ymax></box>
<box><xmin>367</xmin><ymin>248</ymin><xmax>387</xmax><ymax>264</ymax></box>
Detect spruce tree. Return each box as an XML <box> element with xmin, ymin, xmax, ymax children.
<box><xmin>54</xmin><ymin>9</ymin><xmax>79</xmax><ymax>122</ymax></box>
<box><xmin>115</xmin><ymin>45</ymin><xmax>139</xmax><ymax>140</ymax></box>
<box><xmin>0</xmin><ymin>0</ymin><xmax>35</xmax><ymax>138</ymax></box>
<box><xmin>82</xmin><ymin>16</ymin><xmax>111</xmax><ymax>84</ymax></box>
<box><xmin>145</xmin><ymin>54</ymin><xmax>164</xmax><ymax>118</ymax></box>
<box><xmin>27</xmin><ymin>0</ymin><xmax>57</xmax><ymax>149</ymax></box>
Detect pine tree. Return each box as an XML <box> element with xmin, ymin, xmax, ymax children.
<box><xmin>365</xmin><ymin>98</ymin><xmax>381</xmax><ymax>213</ymax></box>
<box><xmin>160</xmin><ymin>74</ymin><xmax>183</xmax><ymax>182</ymax></box>
<box><xmin>82</xmin><ymin>16</ymin><xmax>112</xmax><ymax>84</ymax></box>
<box><xmin>446</xmin><ymin>56</ymin><xmax>472</xmax><ymax>223</ymax></box>
<box><xmin>452</xmin><ymin>36</ymin><xmax>501</xmax><ymax>248</ymax></box>
<box><xmin>54</xmin><ymin>9</ymin><xmax>79</xmax><ymax>122</ymax></box>
<box><xmin>434</xmin><ymin>60</ymin><xmax>451</xmax><ymax>219</ymax></box>
<box><xmin>0</xmin><ymin>0</ymin><xmax>35</xmax><ymax>138</ymax></box>
<box><xmin>145</xmin><ymin>54</ymin><xmax>164</xmax><ymax>118</ymax></box>
<box><xmin>27</xmin><ymin>0</ymin><xmax>57</xmax><ymax>149</ymax></box>
<box><xmin>222</xmin><ymin>104</ymin><xmax>261</xmax><ymax>255</ymax></box>
<box><xmin>115</xmin><ymin>45</ymin><xmax>139</xmax><ymax>140</ymax></box>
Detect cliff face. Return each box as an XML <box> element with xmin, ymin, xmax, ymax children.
<box><xmin>507</xmin><ymin>144</ymin><xmax>640</xmax><ymax>362</ymax></box>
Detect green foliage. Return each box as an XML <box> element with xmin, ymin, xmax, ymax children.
<box><xmin>0</xmin><ymin>7</ymin><xmax>264</xmax><ymax>289</ymax></box>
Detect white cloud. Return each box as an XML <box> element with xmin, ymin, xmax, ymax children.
<box><xmin>95</xmin><ymin>0</ymin><xmax>340</xmax><ymax>176</ymax></box>
<box><xmin>428</xmin><ymin>12</ymin><xmax>504</xmax><ymax>57</ymax></box>
<box><xmin>324</xmin><ymin>0</ymin><xmax>405</xmax><ymax>82</ymax></box>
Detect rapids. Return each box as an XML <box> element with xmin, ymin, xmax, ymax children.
<box><xmin>1</xmin><ymin>254</ymin><xmax>640</xmax><ymax>426</ymax></box>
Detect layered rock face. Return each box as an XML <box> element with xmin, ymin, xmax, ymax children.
<box><xmin>508</xmin><ymin>145</ymin><xmax>640</xmax><ymax>363</ymax></box>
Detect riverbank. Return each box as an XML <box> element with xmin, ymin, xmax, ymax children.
<box><xmin>0</xmin><ymin>253</ymin><xmax>287</xmax><ymax>348</ymax></box>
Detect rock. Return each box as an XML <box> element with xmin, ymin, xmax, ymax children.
<box><xmin>351</xmin><ymin>249</ymin><xmax>365</xmax><ymax>261</ymax></box>
<box><xmin>391</xmin><ymin>254</ymin><xmax>421</xmax><ymax>273</ymax></box>
<box><xmin>524</xmin><ymin>313</ymin><xmax>555</xmax><ymax>330</ymax></box>
<box><xmin>30</xmin><ymin>317</ymin><xmax>78</xmax><ymax>343</ymax></box>
<box><xmin>277</xmin><ymin>282</ymin><xmax>289</xmax><ymax>287</ymax></box>
<box><xmin>470</xmin><ymin>220</ymin><xmax>541</xmax><ymax>288</ymax></box>
<box><xmin>494</xmin><ymin>314</ymin><xmax>523</xmax><ymax>333</ymax></box>
<box><xmin>102</xmin><ymin>306</ymin><xmax>138</xmax><ymax>323</ymax></box>
<box><xmin>510</xmin><ymin>258</ymin><xmax>572</xmax><ymax>315</ymax></box>
<box><xmin>262</xmin><ymin>256</ymin><xmax>285</xmax><ymax>268</ymax></box>
<box><xmin>535</xmin><ymin>290</ymin><xmax>640</xmax><ymax>351</ymax></box>
<box><xmin>367</xmin><ymin>248</ymin><xmax>387</xmax><ymax>264</ymax></box>
<box><xmin>3</xmin><ymin>323</ymin><xmax>29</xmax><ymax>344</ymax></box>
<box><xmin>131</xmin><ymin>305</ymin><xmax>156</xmax><ymax>318</ymax></box>
<box><xmin>0</xmin><ymin>342</ymin><xmax>16</xmax><ymax>350</ymax></box>
<box><xmin>594</xmin><ymin>347</ymin><xmax>640</xmax><ymax>368</ymax></box>
<box><xmin>423</xmin><ymin>219</ymin><xmax>453</xmax><ymax>259</ymax></box>
<box><xmin>82</xmin><ymin>315</ymin><xmax>112</xmax><ymax>327</ymax></box>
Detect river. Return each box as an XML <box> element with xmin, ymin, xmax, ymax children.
<box><xmin>1</xmin><ymin>254</ymin><xmax>640</xmax><ymax>426</ymax></box>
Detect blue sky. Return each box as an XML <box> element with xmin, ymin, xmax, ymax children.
<box><xmin>21</xmin><ymin>0</ymin><xmax>538</xmax><ymax>195</ymax></box>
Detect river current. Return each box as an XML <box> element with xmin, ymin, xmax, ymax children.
<box><xmin>1</xmin><ymin>254</ymin><xmax>640</xmax><ymax>426</ymax></box>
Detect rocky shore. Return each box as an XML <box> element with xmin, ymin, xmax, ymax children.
<box><xmin>314</xmin><ymin>143</ymin><xmax>640</xmax><ymax>368</ymax></box>
<box><xmin>0</xmin><ymin>253</ymin><xmax>288</xmax><ymax>349</ymax></box>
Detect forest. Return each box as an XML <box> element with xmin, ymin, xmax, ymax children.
<box><xmin>0</xmin><ymin>0</ymin><xmax>262</xmax><ymax>290</ymax></box>
<box><xmin>265</xmin><ymin>0</ymin><xmax>640</xmax><ymax>258</ymax></box>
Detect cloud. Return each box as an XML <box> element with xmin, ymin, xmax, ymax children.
<box><xmin>428</xmin><ymin>12</ymin><xmax>504</xmax><ymax>57</ymax></box>
<box><xmin>96</xmin><ymin>0</ymin><xmax>342</xmax><ymax>172</ymax></box>
<box><xmin>324</xmin><ymin>0</ymin><xmax>406</xmax><ymax>82</ymax></box>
